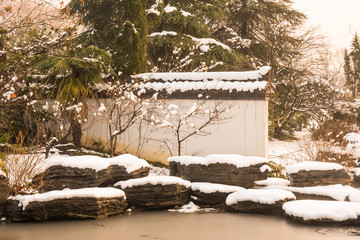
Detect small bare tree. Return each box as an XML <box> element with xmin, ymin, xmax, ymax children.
<box><xmin>98</xmin><ymin>79</ymin><xmax>148</xmax><ymax>157</ymax></box>
<box><xmin>148</xmin><ymin>99</ymin><xmax>233</xmax><ymax>156</ymax></box>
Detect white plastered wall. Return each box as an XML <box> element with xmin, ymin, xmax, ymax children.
<box><xmin>83</xmin><ymin>99</ymin><xmax>268</xmax><ymax>164</ymax></box>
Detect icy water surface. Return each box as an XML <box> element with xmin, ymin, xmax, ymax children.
<box><xmin>1</xmin><ymin>212</ymin><xmax>359</xmax><ymax>240</ymax></box>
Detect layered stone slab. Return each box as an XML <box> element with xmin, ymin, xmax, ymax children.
<box><xmin>0</xmin><ymin>170</ymin><xmax>8</xmax><ymax>217</ymax></box>
<box><xmin>169</xmin><ymin>155</ymin><xmax>268</xmax><ymax>188</ymax></box>
<box><xmin>286</xmin><ymin>161</ymin><xmax>352</xmax><ymax>187</ymax></box>
<box><xmin>191</xmin><ymin>182</ymin><xmax>244</xmax><ymax>208</ymax></box>
<box><xmin>283</xmin><ymin>200</ymin><xmax>360</xmax><ymax>225</ymax></box>
<box><xmin>115</xmin><ymin>176</ymin><xmax>191</xmax><ymax>209</ymax></box>
<box><xmin>33</xmin><ymin>154</ymin><xmax>150</xmax><ymax>191</ymax></box>
<box><xmin>5</xmin><ymin>187</ymin><xmax>128</xmax><ymax>222</ymax></box>
<box><xmin>226</xmin><ymin>189</ymin><xmax>296</xmax><ymax>214</ymax></box>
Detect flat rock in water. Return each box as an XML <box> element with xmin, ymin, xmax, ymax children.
<box><xmin>5</xmin><ymin>187</ymin><xmax>127</xmax><ymax>222</ymax></box>
<box><xmin>0</xmin><ymin>171</ymin><xmax>9</xmax><ymax>217</ymax></box>
<box><xmin>265</xmin><ymin>184</ymin><xmax>360</xmax><ymax>201</ymax></box>
<box><xmin>115</xmin><ymin>176</ymin><xmax>191</xmax><ymax>209</ymax></box>
<box><xmin>226</xmin><ymin>189</ymin><xmax>296</xmax><ymax>214</ymax></box>
<box><xmin>191</xmin><ymin>182</ymin><xmax>244</xmax><ymax>208</ymax></box>
<box><xmin>283</xmin><ymin>200</ymin><xmax>360</xmax><ymax>225</ymax></box>
<box><xmin>286</xmin><ymin>161</ymin><xmax>352</xmax><ymax>187</ymax></box>
<box><xmin>169</xmin><ymin>155</ymin><xmax>268</xmax><ymax>188</ymax></box>
<box><xmin>33</xmin><ymin>154</ymin><xmax>150</xmax><ymax>191</ymax></box>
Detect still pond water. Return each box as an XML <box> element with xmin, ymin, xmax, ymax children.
<box><xmin>1</xmin><ymin>211</ymin><xmax>359</xmax><ymax>240</ymax></box>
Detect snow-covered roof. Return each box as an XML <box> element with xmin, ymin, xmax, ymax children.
<box><xmin>114</xmin><ymin>176</ymin><xmax>191</xmax><ymax>189</ymax></box>
<box><xmin>42</xmin><ymin>154</ymin><xmax>149</xmax><ymax>173</ymax></box>
<box><xmin>132</xmin><ymin>67</ymin><xmax>272</xmax><ymax>100</ymax></box>
<box><xmin>9</xmin><ymin>187</ymin><xmax>125</xmax><ymax>210</ymax></box>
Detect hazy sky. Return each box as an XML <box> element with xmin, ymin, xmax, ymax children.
<box><xmin>293</xmin><ymin>0</ymin><xmax>360</xmax><ymax>50</ymax></box>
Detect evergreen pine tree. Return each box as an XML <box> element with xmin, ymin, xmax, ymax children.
<box><xmin>67</xmin><ymin>0</ymin><xmax>148</xmax><ymax>75</ymax></box>
<box><xmin>344</xmin><ymin>49</ymin><xmax>355</xmax><ymax>97</ymax></box>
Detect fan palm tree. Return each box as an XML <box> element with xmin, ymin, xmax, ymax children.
<box><xmin>33</xmin><ymin>45</ymin><xmax>111</xmax><ymax>147</ymax></box>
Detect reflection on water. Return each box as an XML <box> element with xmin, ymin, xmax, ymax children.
<box><xmin>1</xmin><ymin>212</ymin><xmax>359</xmax><ymax>240</ymax></box>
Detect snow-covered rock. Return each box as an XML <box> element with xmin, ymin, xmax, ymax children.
<box><xmin>0</xmin><ymin>171</ymin><xmax>8</xmax><ymax>217</ymax></box>
<box><xmin>265</xmin><ymin>184</ymin><xmax>360</xmax><ymax>202</ymax></box>
<box><xmin>255</xmin><ymin>177</ymin><xmax>290</xmax><ymax>187</ymax></box>
<box><xmin>191</xmin><ymin>182</ymin><xmax>244</xmax><ymax>207</ymax></box>
<box><xmin>283</xmin><ymin>200</ymin><xmax>360</xmax><ymax>225</ymax></box>
<box><xmin>354</xmin><ymin>168</ymin><xmax>360</xmax><ymax>186</ymax></box>
<box><xmin>33</xmin><ymin>154</ymin><xmax>150</xmax><ymax>191</ymax></box>
<box><xmin>286</xmin><ymin>161</ymin><xmax>344</xmax><ymax>174</ymax></box>
<box><xmin>6</xmin><ymin>188</ymin><xmax>128</xmax><ymax>222</ymax></box>
<box><xmin>286</xmin><ymin>161</ymin><xmax>352</xmax><ymax>187</ymax></box>
<box><xmin>114</xmin><ymin>176</ymin><xmax>191</xmax><ymax>209</ymax></box>
<box><xmin>226</xmin><ymin>189</ymin><xmax>295</xmax><ymax>214</ymax></box>
<box><xmin>169</xmin><ymin>155</ymin><xmax>268</xmax><ymax>188</ymax></box>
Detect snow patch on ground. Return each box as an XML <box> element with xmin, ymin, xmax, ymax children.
<box><xmin>255</xmin><ymin>177</ymin><xmax>290</xmax><ymax>187</ymax></box>
<box><xmin>344</xmin><ymin>132</ymin><xmax>360</xmax><ymax>158</ymax></box>
<box><xmin>114</xmin><ymin>176</ymin><xmax>191</xmax><ymax>189</ymax></box>
<box><xmin>168</xmin><ymin>154</ymin><xmax>268</xmax><ymax>168</ymax></box>
<box><xmin>191</xmin><ymin>182</ymin><xmax>244</xmax><ymax>194</ymax></box>
<box><xmin>265</xmin><ymin>184</ymin><xmax>360</xmax><ymax>202</ymax></box>
<box><xmin>168</xmin><ymin>201</ymin><xmax>215</xmax><ymax>213</ymax></box>
<box><xmin>283</xmin><ymin>200</ymin><xmax>360</xmax><ymax>221</ymax></box>
<box><xmin>42</xmin><ymin>154</ymin><xmax>149</xmax><ymax>173</ymax></box>
<box><xmin>286</xmin><ymin>161</ymin><xmax>343</xmax><ymax>174</ymax></box>
<box><xmin>148</xmin><ymin>166</ymin><xmax>170</xmax><ymax>176</ymax></box>
<box><xmin>9</xmin><ymin>187</ymin><xmax>125</xmax><ymax>210</ymax></box>
<box><xmin>226</xmin><ymin>189</ymin><xmax>296</xmax><ymax>205</ymax></box>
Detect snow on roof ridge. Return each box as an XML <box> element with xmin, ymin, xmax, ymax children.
<box><xmin>42</xmin><ymin>154</ymin><xmax>150</xmax><ymax>173</ymax></box>
<box><xmin>114</xmin><ymin>176</ymin><xmax>191</xmax><ymax>189</ymax></box>
<box><xmin>132</xmin><ymin>66</ymin><xmax>271</xmax><ymax>82</ymax></box>
<box><xmin>9</xmin><ymin>187</ymin><xmax>125</xmax><ymax>210</ymax></box>
<box><xmin>285</xmin><ymin>161</ymin><xmax>343</xmax><ymax>174</ymax></box>
<box><xmin>168</xmin><ymin>154</ymin><xmax>268</xmax><ymax>168</ymax></box>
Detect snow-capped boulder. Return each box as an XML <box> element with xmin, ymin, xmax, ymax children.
<box><xmin>226</xmin><ymin>189</ymin><xmax>295</xmax><ymax>214</ymax></box>
<box><xmin>265</xmin><ymin>184</ymin><xmax>360</xmax><ymax>201</ymax></box>
<box><xmin>33</xmin><ymin>154</ymin><xmax>150</xmax><ymax>191</ymax></box>
<box><xmin>5</xmin><ymin>188</ymin><xmax>128</xmax><ymax>222</ymax></box>
<box><xmin>283</xmin><ymin>200</ymin><xmax>360</xmax><ymax>225</ymax></box>
<box><xmin>191</xmin><ymin>182</ymin><xmax>244</xmax><ymax>208</ymax></box>
<box><xmin>169</xmin><ymin>154</ymin><xmax>268</xmax><ymax>188</ymax></box>
<box><xmin>255</xmin><ymin>177</ymin><xmax>291</xmax><ymax>187</ymax></box>
<box><xmin>286</xmin><ymin>161</ymin><xmax>352</xmax><ymax>187</ymax></box>
<box><xmin>114</xmin><ymin>176</ymin><xmax>191</xmax><ymax>209</ymax></box>
<box><xmin>0</xmin><ymin>170</ymin><xmax>9</xmax><ymax>217</ymax></box>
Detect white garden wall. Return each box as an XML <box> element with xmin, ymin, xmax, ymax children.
<box><xmin>83</xmin><ymin>98</ymin><xmax>268</xmax><ymax>164</ymax></box>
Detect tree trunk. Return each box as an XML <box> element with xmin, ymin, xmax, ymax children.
<box><xmin>72</xmin><ymin>119</ymin><xmax>82</xmax><ymax>148</ymax></box>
